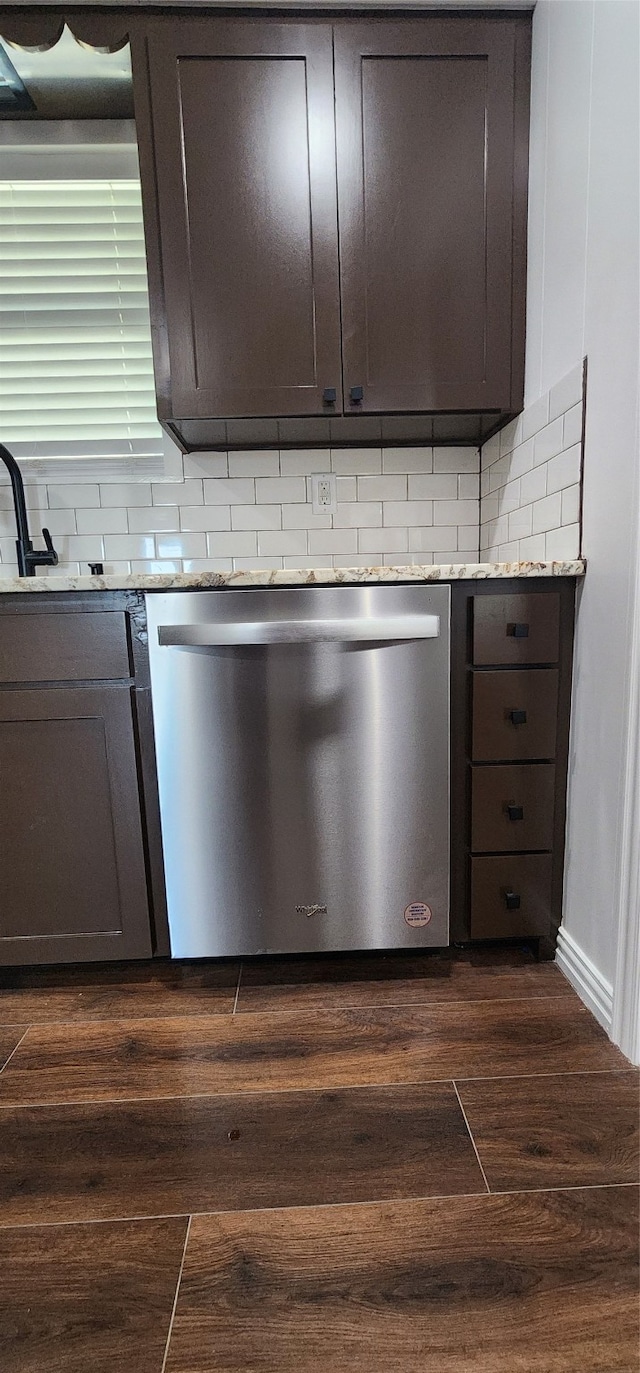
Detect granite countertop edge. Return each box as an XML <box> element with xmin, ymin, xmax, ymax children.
<box><xmin>0</xmin><ymin>560</ymin><xmax>585</xmax><ymax>593</ymax></box>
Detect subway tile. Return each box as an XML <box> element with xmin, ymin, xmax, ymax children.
<box><xmin>228</xmin><ymin>451</ymin><xmax>279</xmax><ymax>477</ymax></box>
<box><xmin>408</xmin><ymin>474</ymin><xmax>457</xmax><ymax>501</ymax></box>
<box><xmin>128</xmin><ymin>506</ymin><xmax>180</xmax><ymax>534</ymax></box>
<box><xmin>179</xmin><ymin>505</ymin><xmax>231</xmax><ymax>533</ymax></box>
<box><xmin>48</xmin><ymin>484</ymin><xmax>100</xmax><ymax>509</ymax></box>
<box><xmin>458</xmin><ymin>473</ymin><xmax>480</xmax><ymax>500</ymax></box>
<box><xmin>563</xmin><ymin>403</ymin><xmax>583</xmax><ymax>449</ymax></box>
<box><xmin>433</xmin><ymin>499</ymin><xmax>479</xmax><ymax>526</ymax></box>
<box><xmin>481</xmin><ymin>495</ymin><xmax>499</xmax><ymax>525</ymax></box>
<box><xmin>45</xmin><ymin>561</ymin><xmax>80</xmax><ymax>576</ymax></box>
<box><xmin>497</xmin><ymin>480</ymin><xmax>521</xmax><ymax>515</ymax></box>
<box><xmin>533</xmin><ymin>417</ymin><xmax>564</xmax><ymax>467</ymax></box>
<box><xmin>152</xmin><ymin>480</ymin><xmax>203</xmax><ymax>506</ymax></box>
<box><xmin>280</xmin><ymin>450</ymin><xmax>331</xmax><ymax>477</ymax></box>
<box><xmin>103</xmin><ymin>560</ymin><xmax>131</xmax><ymax>575</ymax></box>
<box><xmin>407</xmin><ymin>526</ymin><xmax>459</xmax><ymax>553</ymax></box>
<box><xmin>255</xmin><ymin>477</ymin><xmax>306</xmax><ymax>505</ymax></box>
<box><xmin>283</xmin><ymin>555</ymin><xmax>333</xmax><ymax>569</ymax></box>
<box><xmin>104</xmin><ymin>534</ymin><xmax>156</xmax><ymax>560</ymax></box>
<box><xmin>76</xmin><ymin>508</ymin><xmax>125</xmax><ymax>536</ymax></box>
<box><xmin>549</xmin><ymin>362</ymin><xmax>583</xmax><ymax>421</ymax></box>
<box><xmin>333</xmin><ymin>554</ymin><xmax>383</xmax><ymax>568</ymax></box>
<box><xmin>206</xmin><ymin>531</ymin><xmax>257</xmax><ymax>558</ymax></box>
<box><xmin>335</xmin><ymin>476</ymin><xmax>357</xmax><ymax>502</ymax></box>
<box><xmin>546</xmin><ymin>443</ymin><xmax>581</xmax><ymax>495</ymax></box>
<box><xmin>156</xmin><ymin>531</ymin><xmax>207</xmax><ymax>560</ymax></box>
<box><xmin>204</xmin><ymin>478</ymin><xmax>255</xmax><ymax>506</ymax></box>
<box><xmin>499</xmin><ymin>417</ymin><xmax>524</xmax><ymax>457</ymax></box>
<box><xmin>55</xmin><ymin>534</ymin><xmax>104</xmax><ymax>564</ymax></box>
<box><xmin>230</xmin><ymin>505</ymin><xmax>281</xmax><ymax>531</ymax></box>
<box><xmin>99</xmin><ymin>483</ymin><xmax>151</xmax><ymax>508</ymax></box>
<box><xmin>489</xmin><ymin>459</ymin><xmax>510</xmax><ymax>492</ymax></box>
<box><xmin>508</xmin><ymin>505</ymin><xmax>533</xmax><ymax>541</ymax></box>
<box><xmin>183</xmin><ymin>452</ymin><xmax>228</xmax><ymax>479</ymax></box>
<box><xmin>333</xmin><ymin>501</ymin><xmax>381</xmax><ymax>529</ymax></box>
<box><xmin>382</xmin><ymin>447</ymin><xmax>433</xmax><ymax>474</ymax></box>
<box><xmin>330</xmin><ymin>449</ymin><xmax>382</xmax><ymax>475</ymax></box>
<box><xmin>257</xmin><ymin>530</ymin><xmax>308</xmax><ymax>557</ymax></box>
<box><xmin>357</xmin><ymin>475</ymin><xmax>407</xmax><ymax>502</ymax></box>
<box><xmin>30</xmin><ymin>508</ymin><xmax>77</xmax><ymax>538</ymax></box>
<box><xmin>404</xmin><ymin>552</ymin><xmax>434</xmax><ymax>567</ymax></box>
<box><xmin>282</xmin><ymin>504</ymin><xmax>331</xmax><ymax>530</ymax></box>
<box><xmin>383</xmin><ymin>500</ymin><xmax>433</xmax><ymax>527</ymax></box>
<box><xmin>0</xmin><ymin>482</ymin><xmax>47</xmax><ymax>512</ymax></box>
<box><xmin>182</xmin><ymin>557</ymin><xmax>234</xmax><ymax>572</ymax></box>
<box><xmin>520</xmin><ymin>465</ymin><xmax>547</xmax><ymax>506</ymax></box>
<box><xmin>532</xmin><ymin>492</ymin><xmax>562</xmax><ymax>536</ymax></box>
<box><xmin>233</xmin><ymin>556</ymin><xmax>283</xmax><ymax>571</ymax></box>
<box><xmin>480</xmin><ymin>469</ymin><xmax>491</xmax><ymax>498</ymax></box>
<box><xmin>440</xmin><ymin>549</ymin><xmax>477</xmax><ymax>564</ymax></box>
<box><xmin>509</xmin><ymin>438</ymin><xmax>535</xmax><ymax>480</ymax></box>
<box><xmin>480</xmin><ymin>434</ymin><xmax>501</xmax><ymax>468</ymax></box>
<box><xmin>307</xmin><ymin>529</ymin><xmax>358</xmax><ymax>555</ymax></box>
<box><xmin>433</xmin><ymin>447</ymin><xmax>479</xmax><ymax>473</ymax></box>
<box><xmin>519</xmin><ymin>533</ymin><xmax>547</xmax><ymax>561</ymax></box>
<box><xmin>359</xmin><ymin>527</ymin><xmax>408</xmax><ymax>554</ymax></box>
<box><xmin>497</xmin><ymin>541</ymin><xmax>521</xmax><ymax>562</ymax></box>
<box><xmin>458</xmin><ymin>526</ymin><xmax>479</xmax><ymax>553</ymax></box>
<box><xmin>545</xmin><ymin>524</ymin><xmax>580</xmax><ymax>560</ymax></box>
<box><xmin>0</xmin><ymin>537</ymin><xmax>19</xmax><ymax>564</ymax></box>
<box><xmin>130</xmin><ymin>559</ymin><xmax>182</xmax><ymax>574</ymax></box>
<box><xmin>562</xmin><ymin>483</ymin><xmax>581</xmax><ymax>526</ymax></box>
<box><xmin>383</xmin><ymin>552</ymin><xmax>411</xmax><ymax>566</ymax></box>
<box><xmin>520</xmin><ymin>392</ymin><xmax>550</xmax><ymax>442</ymax></box>
<box><xmin>486</xmin><ymin>515</ymin><xmax>510</xmax><ymax>548</ymax></box>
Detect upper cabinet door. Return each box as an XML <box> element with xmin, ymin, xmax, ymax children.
<box><xmin>144</xmin><ymin>22</ymin><xmax>342</xmax><ymax>419</ymax></box>
<box><xmin>334</xmin><ymin>19</ymin><xmax>526</xmax><ymax>416</ymax></box>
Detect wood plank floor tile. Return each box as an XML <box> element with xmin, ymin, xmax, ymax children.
<box><xmin>0</xmin><ymin>1217</ymin><xmax>188</xmax><ymax>1373</ymax></box>
<box><xmin>0</xmin><ymin>1082</ymin><xmax>485</xmax><ymax>1227</ymax></box>
<box><xmin>237</xmin><ymin>948</ymin><xmax>572</xmax><ymax>1013</ymax></box>
<box><xmin>164</xmin><ymin>1188</ymin><xmax>639</xmax><ymax>1373</ymax></box>
<box><xmin>457</xmin><ymin>1070</ymin><xmax>640</xmax><ymax>1192</ymax></box>
<box><xmin>0</xmin><ymin>1026</ymin><xmax>27</xmax><ymax>1071</ymax></box>
<box><xmin>0</xmin><ymin>999</ymin><xmax>626</xmax><ymax>1106</ymax></box>
<box><xmin>0</xmin><ymin>959</ymin><xmax>239</xmax><ymax>1024</ymax></box>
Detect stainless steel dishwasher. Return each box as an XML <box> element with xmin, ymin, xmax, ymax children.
<box><xmin>146</xmin><ymin>584</ymin><xmax>450</xmax><ymax>957</ymax></box>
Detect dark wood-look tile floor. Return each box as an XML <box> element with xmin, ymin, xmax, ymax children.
<box><xmin>0</xmin><ymin>947</ymin><xmax>637</xmax><ymax>1372</ymax></box>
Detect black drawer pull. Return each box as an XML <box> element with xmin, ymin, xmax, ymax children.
<box><xmin>507</xmin><ymin>622</ymin><xmax>529</xmax><ymax>638</ymax></box>
<box><xmin>322</xmin><ymin>387</ymin><xmax>337</xmax><ymax>405</ymax></box>
<box><xmin>506</xmin><ymin>802</ymin><xmax>524</xmax><ymax>822</ymax></box>
<box><xmin>509</xmin><ymin>709</ymin><xmax>528</xmax><ymax>726</ymax></box>
<box><xmin>503</xmin><ymin>889</ymin><xmax>521</xmax><ymax>910</ymax></box>
<box><xmin>349</xmin><ymin>385</ymin><xmax>364</xmax><ymax>403</ymax></box>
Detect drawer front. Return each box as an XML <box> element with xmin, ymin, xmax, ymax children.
<box><xmin>0</xmin><ymin>611</ymin><xmax>132</xmax><ymax>683</ymax></box>
<box><xmin>470</xmin><ymin>854</ymin><xmax>553</xmax><ymax>938</ymax></box>
<box><xmin>473</xmin><ymin>594</ymin><xmax>560</xmax><ymax>665</ymax></box>
<box><xmin>471</xmin><ymin>763</ymin><xmax>555</xmax><ymax>852</ymax></box>
<box><xmin>472</xmin><ymin>669</ymin><xmax>559</xmax><ymax>761</ymax></box>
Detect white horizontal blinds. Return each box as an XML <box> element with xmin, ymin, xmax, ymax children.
<box><xmin>0</xmin><ymin>179</ymin><xmax>163</xmax><ymax>460</ymax></box>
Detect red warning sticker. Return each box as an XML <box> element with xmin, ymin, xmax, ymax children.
<box><xmin>404</xmin><ymin>902</ymin><xmax>432</xmax><ymax>928</ymax></box>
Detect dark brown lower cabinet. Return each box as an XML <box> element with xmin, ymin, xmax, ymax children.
<box><xmin>0</xmin><ymin>687</ymin><xmax>152</xmax><ymax>965</ymax></box>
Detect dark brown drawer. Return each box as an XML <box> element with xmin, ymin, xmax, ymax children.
<box><xmin>0</xmin><ymin>612</ymin><xmax>132</xmax><ymax>683</ymax></box>
<box><xmin>470</xmin><ymin>854</ymin><xmax>553</xmax><ymax>938</ymax></box>
<box><xmin>471</xmin><ymin>763</ymin><xmax>555</xmax><ymax>852</ymax></box>
<box><xmin>472</xmin><ymin>669</ymin><xmax>559</xmax><ymax>761</ymax></box>
<box><xmin>473</xmin><ymin>594</ymin><xmax>560</xmax><ymax>665</ymax></box>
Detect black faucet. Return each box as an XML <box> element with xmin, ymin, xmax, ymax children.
<box><xmin>0</xmin><ymin>441</ymin><xmax>58</xmax><ymax>577</ymax></box>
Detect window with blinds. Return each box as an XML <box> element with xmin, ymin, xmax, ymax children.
<box><xmin>0</xmin><ymin>178</ymin><xmax>163</xmax><ymax>461</ymax></box>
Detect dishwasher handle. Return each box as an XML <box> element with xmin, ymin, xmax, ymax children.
<box><xmin>158</xmin><ymin>614</ymin><xmax>440</xmax><ymax>647</ymax></box>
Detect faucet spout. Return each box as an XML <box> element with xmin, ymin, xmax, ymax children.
<box><xmin>0</xmin><ymin>442</ymin><xmax>58</xmax><ymax>577</ymax></box>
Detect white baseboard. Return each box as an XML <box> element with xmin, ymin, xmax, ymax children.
<box><xmin>556</xmin><ymin>926</ymin><xmax>614</xmax><ymax>1033</ymax></box>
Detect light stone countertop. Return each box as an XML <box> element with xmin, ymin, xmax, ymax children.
<box><xmin>0</xmin><ymin>560</ymin><xmax>585</xmax><ymax>593</ymax></box>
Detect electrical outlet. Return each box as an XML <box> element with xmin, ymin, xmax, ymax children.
<box><xmin>311</xmin><ymin>472</ymin><xmax>337</xmax><ymax>516</ymax></box>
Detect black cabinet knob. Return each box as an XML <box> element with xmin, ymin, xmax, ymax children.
<box><xmin>509</xmin><ymin>709</ymin><xmax>528</xmax><ymax>726</ymax></box>
<box><xmin>503</xmin><ymin>889</ymin><xmax>521</xmax><ymax>910</ymax></box>
<box><xmin>322</xmin><ymin>387</ymin><xmax>337</xmax><ymax>405</ymax></box>
<box><xmin>507</xmin><ymin>622</ymin><xmax>529</xmax><ymax>638</ymax></box>
<box><xmin>349</xmin><ymin>385</ymin><xmax>364</xmax><ymax>403</ymax></box>
<box><xmin>506</xmin><ymin>802</ymin><xmax>524</xmax><ymax>822</ymax></box>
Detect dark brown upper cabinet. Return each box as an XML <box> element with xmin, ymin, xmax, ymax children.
<box><xmin>133</xmin><ymin>13</ymin><xmax>531</xmax><ymax>449</ymax></box>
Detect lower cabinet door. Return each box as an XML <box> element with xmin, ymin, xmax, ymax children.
<box><xmin>0</xmin><ymin>687</ymin><xmax>152</xmax><ymax>965</ymax></box>
<box><xmin>470</xmin><ymin>854</ymin><xmax>553</xmax><ymax>939</ymax></box>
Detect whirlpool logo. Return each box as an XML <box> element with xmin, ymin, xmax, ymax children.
<box><xmin>296</xmin><ymin>904</ymin><xmax>328</xmax><ymax>918</ymax></box>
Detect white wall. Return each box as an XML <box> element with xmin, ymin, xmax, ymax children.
<box><xmin>526</xmin><ymin>0</ymin><xmax>640</xmax><ymax>991</ymax></box>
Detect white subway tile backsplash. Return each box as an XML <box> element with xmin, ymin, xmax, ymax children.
<box><xmin>384</xmin><ymin>500</ymin><xmax>433</xmax><ymax>527</ymax></box>
<box><xmin>508</xmin><ymin>505</ymin><xmax>533</xmax><ymax>541</ymax></box>
<box><xmin>563</xmin><ymin>403</ymin><xmax>583</xmax><ymax>449</ymax></box>
<box><xmin>283</xmin><ymin>554</ymin><xmax>333</xmax><ymax>569</ymax></box>
<box><xmin>76</xmin><ymin>508</ymin><xmax>124</xmax><ymax>536</ymax></box>
<box><xmin>0</xmin><ymin>482</ymin><xmax>48</xmax><ymax>512</ymax></box>
<box><xmin>307</xmin><ymin>529</ymin><xmax>358</xmax><ymax>555</ymax></box>
<box><xmin>331</xmin><ymin>449</ymin><xmax>382</xmax><ymax>475</ymax></box>
<box><xmin>104</xmin><ymin>534</ymin><xmax>155</xmax><ymax>560</ymax></box>
<box><xmin>359</xmin><ymin>527</ymin><xmax>408</xmax><ymax>554</ymax></box>
<box><xmin>233</xmin><ymin>556</ymin><xmax>283</xmax><ymax>571</ymax></box>
<box><xmin>545</xmin><ymin>524</ymin><xmax>580</xmax><ymax>560</ymax></box>
<box><xmin>532</xmin><ymin>492</ymin><xmax>562</xmax><ymax>535</ymax></box>
<box><xmin>335</xmin><ymin>476</ymin><xmax>357</xmax><ymax>502</ymax></box>
<box><xmin>518</xmin><ymin>533</ymin><xmax>547</xmax><ymax>561</ymax></box>
<box><xmin>533</xmin><ymin>416</ymin><xmax>564</xmax><ymax>467</ymax></box>
<box><xmin>433</xmin><ymin>447</ymin><xmax>480</xmax><ymax>473</ymax></box>
<box><xmin>49</xmin><ymin>484</ymin><xmax>100</xmax><ymax>509</ymax></box>
<box><xmin>458</xmin><ymin>526</ymin><xmax>480</xmax><ymax>553</ymax></box>
<box><xmin>489</xmin><ymin>459</ymin><xmax>510</xmax><ymax>491</ymax></box>
<box><xmin>280</xmin><ymin>450</ymin><xmax>331</xmax><ymax>476</ymax></box>
<box><xmin>520</xmin><ymin>392</ymin><xmax>550</xmax><ymax>441</ymax></box>
<box><xmin>55</xmin><ymin>535</ymin><xmax>105</xmax><ymax>565</ymax></box>
<box><xmin>152</xmin><ymin>480</ymin><xmax>203</xmax><ymax>506</ymax></box>
<box><xmin>333</xmin><ymin>501</ymin><xmax>381</xmax><ymax>529</ymax></box>
<box><xmin>131</xmin><ymin>559</ymin><xmax>181</xmax><ymax>574</ymax></box>
<box><xmin>520</xmin><ymin>464</ymin><xmax>548</xmax><ymax>507</ymax></box>
<box><xmin>433</xmin><ymin>500</ymin><xmax>479</xmax><ymax>526</ymax></box>
<box><xmin>156</xmin><ymin>532</ymin><xmax>207</xmax><ymax>560</ymax></box>
<box><xmin>255</xmin><ymin>477</ymin><xmax>306</xmax><ymax>505</ymax></box>
<box><xmin>509</xmin><ymin>438</ymin><xmax>535</xmax><ymax>480</ymax></box>
<box><xmin>206</xmin><ymin>531</ymin><xmax>257</xmax><ymax>558</ymax></box>
<box><xmin>333</xmin><ymin>554</ymin><xmax>384</xmax><ymax>568</ymax></box>
<box><xmin>100</xmin><ymin>483</ymin><xmax>151</xmax><ymax>508</ymax></box>
<box><xmin>228</xmin><ymin>451</ymin><xmax>279</xmax><ymax>477</ymax></box>
<box><xmin>497</xmin><ymin>479</ymin><xmax>521</xmax><ymax>514</ymax></box>
<box><xmin>481</xmin><ymin>434</ymin><xmax>501</xmax><ymax>468</ymax></box>
<box><xmin>204</xmin><ymin>478</ymin><xmax>255</xmax><ymax>506</ymax></box>
<box><xmin>128</xmin><ymin>506</ymin><xmax>180</xmax><ymax>534</ymax></box>
<box><xmin>407</xmin><ymin>473</ymin><xmax>457</xmax><ymax>501</ymax></box>
<box><xmin>549</xmin><ymin>363</ymin><xmax>583</xmax><ymax>422</ymax></box>
<box><xmin>458</xmin><ymin>473</ymin><xmax>480</xmax><ymax>500</ymax></box>
<box><xmin>282</xmin><ymin>504</ymin><xmax>331</xmax><ymax>530</ymax></box>
<box><xmin>179</xmin><ymin>505</ymin><xmax>231</xmax><ymax>532</ymax></box>
<box><xmin>183</xmin><ymin>452</ymin><xmax>228</xmax><ymax>479</ymax></box>
<box><xmin>497</xmin><ymin>541</ymin><xmax>520</xmax><ymax>562</ymax></box>
<box><xmin>357</xmin><ymin>475</ymin><xmax>406</xmax><ymax>502</ymax></box>
<box><xmin>499</xmin><ymin>417</ymin><xmax>523</xmax><ymax>457</ymax></box>
<box><xmin>546</xmin><ymin>443</ymin><xmax>581</xmax><ymax>495</ymax></box>
<box><xmin>562</xmin><ymin>483</ymin><xmax>581</xmax><ymax>526</ymax></box>
<box><xmin>407</xmin><ymin>526</ymin><xmax>459</xmax><ymax>553</ymax></box>
<box><xmin>257</xmin><ymin>529</ymin><xmax>307</xmax><ymax>557</ymax></box>
<box><xmin>182</xmin><ymin>557</ymin><xmax>234</xmax><ymax>572</ymax></box>
<box><xmin>37</xmin><ymin>507</ymin><xmax>78</xmax><ymax>537</ymax></box>
<box><xmin>230</xmin><ymin>505</ymin><xmax>282</xmax><ymax>531</ymax></box>
<box><xmin>382</xmin><ymin>447</ymin><xmax>433</xmax><ymax>474</ymax></box>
